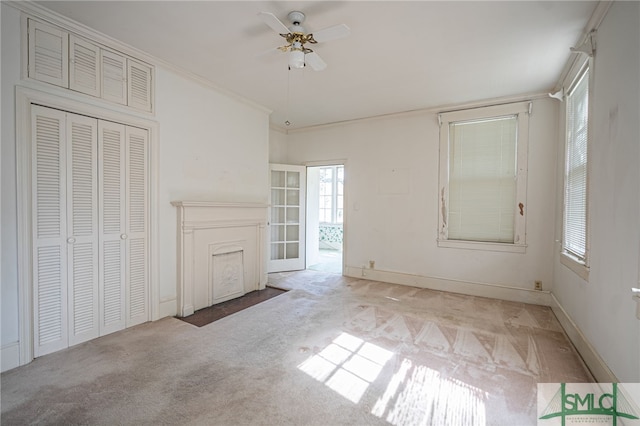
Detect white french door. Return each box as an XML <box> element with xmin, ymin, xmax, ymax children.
<box><xmin>269</xmin><ymin>164</ymin><xmax>306</xmax><ymax>272</ymax></box>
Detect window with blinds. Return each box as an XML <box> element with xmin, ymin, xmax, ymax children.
<box><xmin>438</xmin><ymin>102</ymin><xmax>530</xmax><ymax>252</ymax></box>
<box><xmin>448</xmin><ymin>116</ymin><xmax>517</xmax><ymax>242</ymax></box>
<box><xmin>563</xmin><ymin>67</ymin><xmax>589</xmax><ymax>262</ymax></box>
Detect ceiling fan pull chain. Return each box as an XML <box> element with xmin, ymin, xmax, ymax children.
<box><xmin>285</xmin><ymin>66</ymin><xmax>291</xmax><ymax>127</ymax></box>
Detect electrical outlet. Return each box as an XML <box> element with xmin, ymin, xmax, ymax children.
<box><xmin>369</xmin><ymin>260</ymin><xmax>375</xmax><ymax>269</ymax></box>
<box><xmin>534</xmin><ymin>280</ymin><xmax>542</xmax><ymax>291</ymax></box>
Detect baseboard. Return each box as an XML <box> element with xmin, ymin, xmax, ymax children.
<box><xmin>1</xmin><ymin>342</ymin><xmax>21</xmax><ymax>372</ymax></box>
<box><xmin>158</xmin><ymin>298</ymin><xmax>178</xmax><ymax>319</ymax></box>
<box><xmin>549</xmin><ymin>293</ymin><xmax>618</xmax><ymax>383</ymax></box>
<box><xmin>344</xmin><ymin>266</ymin><xmax>552</xmax><ymax>306</ymax></box>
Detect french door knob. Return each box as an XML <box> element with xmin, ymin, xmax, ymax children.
<box><xmin>67</xmin><ymin>237</ymin><xmax>76</xmax><ymax>244</ymax></box>
<box><xmin>120</xmin><ymin>234</ymin><xmax>128</xmax><ymax>240</ymax></box>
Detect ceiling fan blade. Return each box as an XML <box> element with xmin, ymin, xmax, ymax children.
<box><xmin>256</xmin><ymin>46</ymin><xmax>283</xmax><ymax>58</ymax></box>
<box><xmin>257</xmin><ymin>12</ymin><xmax>290</xmax><ymax>35</ymax></box>
<box><xmin>305</xmin><ymin>51</ymin><xmax>327</xmax><ymax>71</ymax></box>
<box><xmin>311</xmin><ymin>24</ymin><xmax>351</xmax><ymax>43</ymax></box>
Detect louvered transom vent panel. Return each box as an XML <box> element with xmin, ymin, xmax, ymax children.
<box><xmin>69</xmin><ymin>36</ymin><xmax>100</xmax><ymax>97</ymax></box>
<box><xmin>27</xmin><ymin>18</ymin><xmax>155</xmax><ymax>112</ymax></box>
<box><xmin>101</xmin><ymin>50</ymin><xmax>127</xmax><ymax>105</ymax></box>
<box><xmin>36</xmin><ymin>115</ymin><xmax>63</xmax><ymax>239</ymax></box>
<box><xmin>128</xmin><ymin>238</ymin><xmax>147</xmax><ymax>320</ymax></box>
<box><xmin>127</xmin><ymin>60</ymin><xmax>152</xmax><ymax>112</ymax></box>
<box><xmin>71</xmin><ymin>122</ymin><xmax>96</xmax><ymax>237</ymax></box>
<box><xmin>28</xmin><ymin>19</ymin><xmax>68</xmax><ymax>87</ymax></box>
<box><xmin>37</xmin><ymin>246</ymin><xmax>64</xmax><ymax>345</ymax></box>
<box><xmin>102</xmin><ymin>240</ymin><xmax>123</xmax><ymax>327</ymax></box>
<box><xmin>128</xmin><ymin>132</ymin><xmax>147</xmax><ymax>233</ymax></box>
<box><xmin>101</xmin><ymin>128</ymin><xmax>123</xmax><ymax>235</ymax></box>
<box><xmin>72</xmin><ymin>242</ymin><xmax>96</xmax><ymax>335</ymax></box>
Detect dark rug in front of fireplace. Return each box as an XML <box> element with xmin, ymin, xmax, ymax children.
<box><xmin>176</xmin><ymin>286</ymin><xmax>288</xmax><ymax>327</ymax></box>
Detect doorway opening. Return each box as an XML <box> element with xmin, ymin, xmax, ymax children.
<box><xmin>306</xmin><ymin>165</ymin><xmax>344</xmax><ymax>274</ymax></box>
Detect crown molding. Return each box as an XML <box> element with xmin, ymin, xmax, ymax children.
<box><xmin>553</xmin><ymin>1</ymin><xmax>613</xmax><ymax>93</ymax></box>
<box><xmin>286</xmin><ymin>91</ymin><xmax>550</xmax><ymax>135</ymax></box>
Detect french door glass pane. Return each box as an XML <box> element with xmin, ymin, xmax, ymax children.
<box><xmin>272</xmin><ymin>170</ymin><xmax>285</xmax><ymax>187</ymax></box>
<box><xmin>286</xmin><ymin>207</ymin><xmax>299</xmax><ymax>223</ymax></box>
<box><xmin>271</xmin><ymin>243</ymin><xmax>284</xmax><ymax>260</ymax></box>
<box><xmin>286</xmin><ymin>225</ymin><xmax>299</xmax><ymax>242</ymax></box>
<box><xmin>272</xmin><ymin>207</ymin><xmax>285</xmax><ymax>223</ymax></box>
<box><xmin>272</xmin><ymin>189</ymin><xmax>285</xmax><ymax>205</ymax></box>
<box><xmin>286</xmin><ymin>243</ymin><xmax>299</xmax><ymax>259</ymax></box>
<box><xmin>271</xmin><ymin>225</ymin><xmax>285</xmax><ymax>241</ymax></box>
<box><xmin>286</xmin><ymin>189</ymin><xmax>299</xmax><ymax>205</ymax></box>
<box><xmin>286</xmin><ymin>171</ymin><xmax>300</xmax><ymax>188</ymax></box>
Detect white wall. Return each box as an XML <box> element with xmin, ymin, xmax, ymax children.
<box><xmin>552</xmin><ymin>1</ymin><xmax>640</xmax><ymax>382</ymax></box>
<box><xmin>0</xmin><ymin>3</ymin><xmax>270</xmax><ymax>368</ymax></box>
<box><xmin>1</xmin><ymin>4</ymin><xmax>23</xmax><ymax>353</ymax></box>
<box><xmin>285</xmin><ymin>98</ymin><xmax>558</xmax><ymax>293</ymax></box>
<box><xmin>269</xmin><ymin>127</ymin><xmax>288</xmax><ymax>164</ymax></box>
<box><xmin>306</xmin><ymin>167</ymin><xmax>320</xmax><ymax>267</ymax></box>
<box><xmin>155</xmin><ymin>68</ymin><xmax>269</xmax><ymax>304</ymax></box>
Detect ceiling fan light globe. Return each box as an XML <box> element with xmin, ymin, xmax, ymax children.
<box><xmin>289</xmin><ymin>49</ymin><xmax>305</xmax><ymax>69</ymax></box>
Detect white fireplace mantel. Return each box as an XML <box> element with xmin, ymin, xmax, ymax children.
<box><xmin>171</xmin><ymin>201</ymin><xmax>268</xmax><ymax>317</ymax></box>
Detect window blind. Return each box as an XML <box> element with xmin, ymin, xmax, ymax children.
<box><xmin>448</xmin><ymin>116</ymin><xmax>518</xmax><ymax>243</ymax></box>
<box><xmin>564</xmin><ymin>68</ymin><xmax>589</xmax><ymax>260</ymax></box>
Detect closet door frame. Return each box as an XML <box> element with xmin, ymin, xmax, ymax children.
<box><xmin>16</xmin><ymin>86</ymin><xmax>159</xmax><ymax>366</ymax></box>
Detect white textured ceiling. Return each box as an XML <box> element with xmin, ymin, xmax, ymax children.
<box><xmin>37</xmin><ymin>1</ymin><xmax>597</xmax><ymax>129</ymax></box>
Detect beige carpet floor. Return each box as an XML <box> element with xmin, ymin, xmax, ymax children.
<box><xmin>1</xmin><ymin>270</ymin><xmax>593</xmax><ymax>425</ymax></box>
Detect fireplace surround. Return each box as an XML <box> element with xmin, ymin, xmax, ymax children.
<box><xmin>171</xmin><ymin>201</ymin><xmax>268</xmax><ymax>317</ymax></box>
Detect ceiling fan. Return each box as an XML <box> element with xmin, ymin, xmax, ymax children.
<box><xmin>258</xmin><ymin>10</ymin><xmax>351</xmax><ymax>71</ymax></box>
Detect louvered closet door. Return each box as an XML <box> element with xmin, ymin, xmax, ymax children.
<box><xmin>66</xmin><ymin>113</ymin><xmax>100</xmax><ymax>346</ymax></box>
<box><xmin>98</xmin><ymin>121</ymin><xmax>127</xmax><ymax>335</ymax></box>
<box><xmin>32</xmin><ymin>106</ymin><xmax>69</xmax><ymax>357</ymax></box>
<box><xmin>31</xmin><ymin>106</ymin><xmax>150</xmax><ymax>357</ymax></box>
<box><xmin>125</xmin><ymin>127</ymin><xmax>149</xmax><ymax>326</ymax></box>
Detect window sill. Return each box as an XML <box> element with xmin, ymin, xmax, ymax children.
<box><xmin>437</xmin><ymin>239</ymin><xmax>526</xmax><ymax>254</ymax></box>
<box><xmin>560</xmin><ymin>252</ymin><xmax>590</xmax><ymax>281</ymax></box>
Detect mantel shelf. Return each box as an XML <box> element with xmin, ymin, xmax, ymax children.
<box><xmin>171</xmin><ymin>201</ymin><xmax>268</xmax><ymax>209</ymax></box>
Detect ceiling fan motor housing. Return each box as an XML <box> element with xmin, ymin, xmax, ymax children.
<box><xmin>287</xmin><ymin>11</ymin><xmax>306</xmax><ymax>25</ymax></box>
<box><xmin>287</xmin><ymin>11</ymin><xmax>306</xmax><ymax>33</ymax></box>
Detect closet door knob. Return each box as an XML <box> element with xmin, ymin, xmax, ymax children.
<box><xmin>120</xmin><ymin>234</ymin><xmax>128</xmax><ymax>240</ymax></box>
<box><xmin>67</xmin><ymin>237</ymin><xmax>76</xmax><ymax>244</ymax></box>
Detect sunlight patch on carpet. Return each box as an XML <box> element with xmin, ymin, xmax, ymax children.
<box><xmin>298</xmin><ymin>332</ymin><xmax>393</xmax><ymax>404</ymax></box>
<box><xmin>372</xmin><ymin>359</ymin><xmax>488</xmax><ymax>426</ymax></box>
<box><xmin>298</xmin><ymin>331</ymin><xmax>488</xmax><ymax>424</ymax></box>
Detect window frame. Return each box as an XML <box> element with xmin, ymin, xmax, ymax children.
<box><xmin>560</xmin><ymin>59</ymin><xmax>591</xmax><ymax>280</ymax></box>
<box><xmin>437</xmin><ymin>101</ymin><xmax>531</xmax><ymax>253</ymax></box>
<box><xmin>318</xmin><ymin>165</ymin><xmax>344</xmax><ymax>225</ymax></box>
